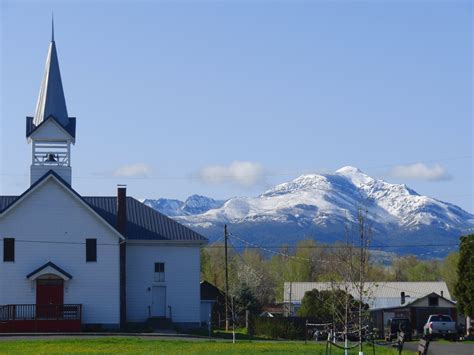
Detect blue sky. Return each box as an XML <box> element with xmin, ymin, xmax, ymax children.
<box><xmin>1</xmin><ymin>1</ymin><xmax>472</xmax><ymax>213</ymax></box>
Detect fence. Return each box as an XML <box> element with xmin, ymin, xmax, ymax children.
<box><xmin>0</xmin><ymin>304</ymin><xmax>82</xmax><ymax>321</ymax></box>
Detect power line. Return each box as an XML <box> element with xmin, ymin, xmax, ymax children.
<box><xmin>0</xmin><ymin>155</ymin><xmax>471</xmax><ymax>181</ymax></box>
<box><xmin>230</xmin><ymin>232</ymin><xmax>313</xmax><ymax>263</ymax></box>
<box><xmin>228</xmin><ymin>237</ymin><xmax>265</xmax><ymax>281</ymax></box>
<box><xmin>10</xmin><ymin>239</ymin><xmax>118</xmax><ymax>246</ymax></box>
<box><xmin>206</xmin><ymin>234</ymin><xmax>224</xmax><ymax>247</ymax></box>
<box><xmin>227</xmin><ymin>232</ymin><xmax>459</xmax><ymax>264</ymax></box>
<box><xmin>207</xmin><ymin>241</ymin><xmax>460</xmax><ymax>250</ymax></box>
<box><xmin>1</xmin><ymin>235</ymin><xmax>461</xmax><ymax>250</ymax></box>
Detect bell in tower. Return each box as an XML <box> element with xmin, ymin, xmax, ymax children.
<box><xmin>26</xmin><ymin>19</ymin><xmax>76</xmax><ymax>185</ymax></box>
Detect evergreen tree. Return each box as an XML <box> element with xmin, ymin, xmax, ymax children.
<box><xmin>454</xmin><ymin>234</ymin><xmax>474</xmax><ymax>316</ymax></box>
<box><xmin>235</xmin><ymin>283</ymin><xmax>261</xmax><ymax>315</ymax></box>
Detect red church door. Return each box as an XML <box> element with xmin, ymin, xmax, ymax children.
<box><xmin>36</xmin><ymin>278</ymin><xmax>64</xmax><ymax>319</ymax></box>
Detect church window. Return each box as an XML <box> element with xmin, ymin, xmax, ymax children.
<box><xmin>3</xmin><ymin>238</ymin><xmax>15</xmax><ymax>262</ymax></box>
<box><xmin>86</xmin><ymin>239</ymin><xmax>97</xmax><ymax>262</ymax></box>
<box><xmin>154</xmin><ymin>262</ymin><xmax>165</xmax><ymax>282</ymax></box>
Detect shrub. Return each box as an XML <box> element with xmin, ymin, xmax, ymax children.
<box><xmin>253</xmin><ymin>317</ymin><xmax>306</xmax><ymax>340</ymax></box>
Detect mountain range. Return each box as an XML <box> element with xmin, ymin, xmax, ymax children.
<box><xmin>143</xmin><ymin>167</ymin><xmax>474</xmax><ymax>256</ymax></box>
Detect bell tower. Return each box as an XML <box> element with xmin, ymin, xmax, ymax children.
<box><xmin>26</xmin><ymin>19</ymin><xmax>76</xmax><ymax>185</ymax></box>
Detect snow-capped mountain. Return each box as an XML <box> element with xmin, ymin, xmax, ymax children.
<box><xmin>181</xmin><ymin>195</ymin><xmax>226</xmax><ymax>215</ymax></box>
<box><xmin>146</xmin><ymin>167</ymin><xmax>474</xmax><ymax>255</ymax></box>
<box><xmin>144</xmin><ymin>195</ymin><xmax>225</xmax><ymax>217</ymax></box>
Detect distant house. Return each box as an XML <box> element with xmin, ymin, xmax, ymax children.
<box><xmin>283</xmin><ymin>281</ymin><xmax>458</xmax><ymax>335</ymax></box>
<box><xmin>0</xmin><ymin>26</ymin><xmax>207</xmax><ymax>332</ymax></box>
<box><xmin>370</xmin><ymin>292</ymin><xmax>457</xmax><ymax>335</ymax></box>
<box><xmin>260</xmin><ymin>304</ymin><xmax>285</xmax><ymax>318</ymax></box>
<box><xmin>200</xmin><ymin>281</ymin><xmax>225</xmax><ymax>327</ymax></box>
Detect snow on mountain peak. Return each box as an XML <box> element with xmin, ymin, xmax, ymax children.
<box><xmin>335</xmin><ymin>166</ymin><xmax>374</xmax><ymax>187</ymax></box>
<box><xmin>336</xmin><ymin>166</ymin><xmax>363</xmax><ymax>175</ymax></box>
<box><xmin>147</xmin><ymin>168</ymin><xmax>474</xmax><ymax>249</ymax></box>
<box><xmin>262</xmin><ymin>174</ymin><xmax>329</xmax><ymax>197</ymax></box>
<box><xmin>144</xmin><ymin>194</ymin><xmax>225</xmax><ymax>217</ymax></box>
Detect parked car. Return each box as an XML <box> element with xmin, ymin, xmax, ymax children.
<box><xmin>385</xmin><ymin>318</ymin><xmax>412</xmax><ymax>342</ymax></box>
<box><xmin>423</xmin><ymin>314</ymin><xmax>457</xmax><ymax>340</ymax></box>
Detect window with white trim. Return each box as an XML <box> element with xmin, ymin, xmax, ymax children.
<box><xmin>154</xmin><ymin>262</ymin><xmax>165</xmax><ymax>282</ymax></box>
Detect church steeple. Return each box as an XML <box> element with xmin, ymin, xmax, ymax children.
<box><xmin>51</xmin><ymin>14</ymin><xmax>55</xmax><ymax>42</ymax></box>
<box><xmin>27</xmin><ymin>20</ymin><xmax>76</xmax><ymax>186</ymax></box>
<box><xmin>33</xmin><ymin>17</ymin><xmax>69</xmax><ymax>127</ymax></box>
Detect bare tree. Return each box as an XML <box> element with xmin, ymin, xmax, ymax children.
<box><xmin>356</xmin><ymin>208</ymin><xmax>373</xmax><ymax>354</ymax></box>
<box><xmin>327</xmin><ymin>207</ymin><xmax>374</xmax><ymax>355</ymax></box>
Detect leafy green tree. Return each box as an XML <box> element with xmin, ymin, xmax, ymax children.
<box><xmin>296</xmin><ymin>289</ymin><xmax>333</xmax><ymax>321</ymax></box>
<box><xmin>454</xmin><ymin>235</ymin><xmax>474</xmax><ymax>316</ymax></box>
<box><xmin>235</xmin><ymin>249</ymin><xmax>276</xmax><ymax>305</ymax></box>
<box><xmin>440</xmin><ymin>251</ymin><xmax>459</xmax><ymax>296</ymax></box>
<box><xmin>297</xmin><ymin>289</ymin><xmax>368</xmax><ymax>323</ymax></box>
<box><xmin>366</xmin><ymin>263</ymin><xmax>393</xmax><ymax>281</ymax></box>
<box><xmin>391</xmin><ymin>256</ymin><xmax>417</xmax><ymax>281</ymax></box>
<box><xmin>201</xmin><ymin>243</ymin><xmax>237</xmax><ymax>291</ymax></box>
<box><xmin>391</xmin><ymin>256</ymin><xmax>441</xmax><ymax>282</ymax></box>
<box><xmin>406</xmin><ymin>261</ymin><xmax>441</xmax><ymax>281</ymax></box>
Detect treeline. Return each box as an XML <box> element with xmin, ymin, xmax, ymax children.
<box><xmin>200</xmin><ymin>239</ymin><xmax>459</xmax><ymax>305</ymax></box>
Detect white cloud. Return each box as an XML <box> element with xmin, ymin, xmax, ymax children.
<box><xmin>113</xmin><ymin>163</ymin><xmax>152</xmax><ymax>177</ymax></box>
<box><xmin>389</xmin><ymin>163</ymin><xmax>452</xmax><ymax>181</ymax></box>
<box><xmin>199</xmin><ymin>161</ymin><xmax>265</xmax><ymax>187</ymax></box>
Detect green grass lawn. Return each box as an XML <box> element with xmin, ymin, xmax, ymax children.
<box><xmin>0</xmin><ymin>337</ymin><xmax>412</xmax><ymax>354</ymax></box>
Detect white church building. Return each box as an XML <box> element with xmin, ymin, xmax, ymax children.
<box><xmin>0</xmin><ymin>26</ymin><xmax>207</xmax><ymax>332</ymax></box>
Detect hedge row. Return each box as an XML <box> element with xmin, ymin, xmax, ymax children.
<box><xmin>253</xmin><ymin>317</ymin><xmax>311</xmax><ymax>340</ymax></box>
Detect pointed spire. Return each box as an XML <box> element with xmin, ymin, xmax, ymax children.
<box><xmin>33</xmin><ymin>21</ymin><xmax>69</xmax><ymax>127</ymax></box>
<box><xmin>51</xmin><ymin>13</ymin><xmax>55</xmax><ymax>42</ymax></box>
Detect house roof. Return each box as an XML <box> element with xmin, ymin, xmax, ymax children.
<box><xmin>0</xmin><ymin>196</ymin><xmax>17</xmax><ymax>211</ymax></box>
<box><xmin>0</xmin><ymin>170</ymin><xmax>207</xmax><ymax>243</ymax></box>
<box><xmin>393</xmin><ymin>292</ymin><xmax>456</xmax><ymax>310</ymax></box>
<box><xmin>283</xmin><ymin>282</ymin><xmax>452</xmax><ymax>310</ymax></box>
<box><xmin>84</xmin><ymin>196</ymin><xmax>208</xmax><ymax>242</ymax></box>
<box><xmin>200</xmin><ymin>281</ymin><xmax>224</xmax><ymax>301</ymax></box>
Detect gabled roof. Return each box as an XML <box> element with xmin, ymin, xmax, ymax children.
<box><xmin>0</xmin><ymin>196</ymin><xmax>17</xmax><ymax>211</ymax></box>
<box><xmin>403</xmin><ymin>292</ymin><xmax>456</xmax><ymax>307</ymax></box>
<box><xmin>0</xmin><ymin>170</ymin><xmax>125</xmax><ymax>241</ymax></box>
<box><xmin>200</xmin><ymin>281</ymin><xmax>224</xmax><ymax>301</ymax></box>
<box><xmin>283</xmin><ymin>282</ymin><xmax>452</xmax><ymax>310</ymax></box>
<box><xmin>26</xmin><ymin>261</ymin><xmax>73</xmax><ymax>280</ymax></box>
<box><xmin>26</xmin><ymin>115</ymin><xmax>76</xmax><ymax>141</ymax></box>
<box><xmin>84</xmin><ymin>196</ymin><xmax>208</xmax><ymax>242</ymax></box>
<box><xmin>0</xmin><ymin>171</ymin><xmax>207</xmax><ymax>243</ymax></box>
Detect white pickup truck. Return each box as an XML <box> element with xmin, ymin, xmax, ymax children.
<box><xmin>423</xmin><ymin>314</ymin><xmax>457</xmax><ymax>339</ymax></box>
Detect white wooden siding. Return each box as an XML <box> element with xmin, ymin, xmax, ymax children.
<box><xmin>31</xmin><ymin>166</ymin><xmax>71</xmax><ymax>185</ymax></box>
<box><xmin>29</xmin><ymin>119</ymin><xmax>72</xmax><ymax>141</ymax></box>
<box><xmin>0</xmin><ymin>178</ymin><xmax>120</xmax><ymax>325</ymax></box>
<box><xmin>126</xmin><ymin>244</ymin><xmax>201</xmax><ymax>324</ymax></box>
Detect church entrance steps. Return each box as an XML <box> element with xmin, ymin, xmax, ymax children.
<box><xmin>146</xmin><ymin>317</ymin><xmax>173</xmax><ymax>331</ymax></box>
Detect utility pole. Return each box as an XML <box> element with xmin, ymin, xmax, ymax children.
<box><xmin>358</xmin><ymin>210</ymin><xmax>367</xmax><ymax>355</ymax></box>
<box><xmin>359</xmin><ymin>232</ymin><xmax>364</xmax><ymax>355</ymax></box>
<box><xmin>289</xmin><ymin>282</ymin><xmax>292</xmax><ymax>316</ymax></box>
<box><xmin>224</xmin><ymin>224</ymin><xmax>229</xmax><ymax>331</ymax></box>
